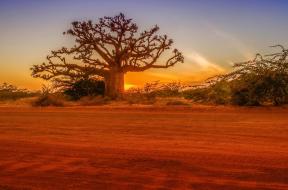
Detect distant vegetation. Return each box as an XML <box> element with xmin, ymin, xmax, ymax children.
<box><xmin>124</xmin><ymin>81</ymin><xmax>184</xmax><ymax>104</ymax></box>
<box><xmin>0</xmin><ymin>83</ymin><xmax>38</xmax><ymax>101</ymax></box>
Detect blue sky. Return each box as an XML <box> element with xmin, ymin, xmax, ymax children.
<box><xmin>1</xmin><ymin>0</ymin><xmax>288</xmax><ymax>88</ymax></box>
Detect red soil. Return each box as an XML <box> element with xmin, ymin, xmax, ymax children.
<box><xmin>0</xmin><ymin>106</ymin><xmax>287</xmax><ymax>190</ymax></box>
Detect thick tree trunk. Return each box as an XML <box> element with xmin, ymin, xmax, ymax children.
<box><xmin>104</xmin><ymin>71</ymin><xmax>124</xmax><ymax>99</ymax></box>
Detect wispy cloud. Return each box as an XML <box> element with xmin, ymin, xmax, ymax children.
<box><xmin>205</xmin><ymin>23</ymin><xmax>254</xmax><ymax>60</ymax></box>
<box><xmin>185</xmin><ymin>52</ymin><xmax>225</xmax><ymax>73</ymax></box>
<box><xmin>126</xmin><ymin>51</ymin><xmax>227</xmax><ymax>86</ymax></box>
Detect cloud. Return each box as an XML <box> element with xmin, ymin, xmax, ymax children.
<box><xmin>185</xmin><ymin>52</ymin><xmax>225</xmax><ymax>73</ymax></box>
<box><xmin>125</xmin><ymin>51</ymin><xmax>227</xmax><ymax>86</ymax></box>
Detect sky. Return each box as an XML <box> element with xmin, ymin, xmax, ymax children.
<box><xmin>0</xmin><ymin>0</ymin><xmax>288</xmax><ymax>89</ymax></box>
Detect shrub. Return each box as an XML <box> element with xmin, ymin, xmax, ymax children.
<box><xmin>32</xmin><ymin>86</ymin><xmax>64</xmax><ymax>107</ymax></box>
<box><xmin>221</xmin><ymin>45</ymin><xmax>288</xmax><ymax>106</ymax></box>
<box><xmin>183</xmin><ymin>88</ymin><xmax>209</xmax><ymax>102</ymax></box>
<box><xmin>264</xmin><ymin>72</ymin><xmax>288</xmax><ymax>105</ymax></box>
<box><xmin>231</xmin><ymin>88</ymin><xmax>260</xmax><ymax>106</ymax></box>
<box><xmin>124</xmin><ymin>81</ymin><xmax>184</xmax><ymax>104</ymax></box>
<box><xmin>142</xmin><ymin>81</ymin><xmax>160</xmax><ymax>100</ymax></box>
<box><xmin>230</xmin><ymin>72</ymin><xmax>288</xmax><ymax>106</ymax></box>
<box><xmin>183</xmin><ymin>81</ymin><xmax>231</xmax><ymax>104</ymax></box>
<box><xmin>32</xmin><ymin>94</ymin><xmax>64</xmax><ymax>107</ymax></box>
<box><xmin>207</xmin><ymin>81</ymin><xmax>231</xmax><ymax>104</ymax></box>
<box><xmin>124</xmin><ymin>82</ymin><xmax>160</xmax><ymax>104</ymax></box>
<box><xmin>64</xmin><ymin>79</ymin><xmax>105</xmax><ymax>100</ymax></box>
<box><xmin>159</xmin><ymin>82</ymin><xmax>183</xmax><ymax>97</ymax></box>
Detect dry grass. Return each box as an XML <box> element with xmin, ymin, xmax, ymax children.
<box><xmin>78</xmin><ymin>96</ymin><xmax>110</xmax><ymax>106</ymax></box>
<box><xmin>32</xmin><ymin>94</ymin><xmax>65</xmax><ymax>107</ymax></box>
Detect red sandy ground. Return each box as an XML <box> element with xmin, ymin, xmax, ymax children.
<box><xmin>0</xmin><ymin>106</ymin><xmax>287</xmax><ymax>190</ymax></box>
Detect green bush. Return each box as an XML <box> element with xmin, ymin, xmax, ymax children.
<box><xmin>207</xmin><ymin>81</ymin><xmax>231</xmax><ymax>104</ymax></box>
<box><xmin>264</xmin><ymin>72</ymin><xmax>288</xmax><ymax>105</ymax></box>
<box><xmin>184</xmin><ymin>72</ymin><xmax>288</xmax><ymax>106</ymax></box>
<box><xmin>183</xmin><ymin>81</ymin><xmax>231</xmax><ymax>104</ymax></box>
<box><xmin>221</xmin><ymin>45</ymin><xmax>288</xmax><ymax>106</ymax></box>
<box><xmin>183</xmin><ymin>88</ymin><xmax>209</xmax><ymax>102</ymax></box>
<box><xmin>231</xmin><ymin>88</ymin><xmax>260</xmax><ymax>106</ymax></box>
<box><xmin>230</xmin><ymin>72</ymin><xmax>288</xmax><ymax>106</ymax></box>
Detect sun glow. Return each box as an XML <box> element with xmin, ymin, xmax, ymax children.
<box><xmin>124</xmin><ymin>83</ymin><xmax>136</xmax><ymax>90</ymax></box>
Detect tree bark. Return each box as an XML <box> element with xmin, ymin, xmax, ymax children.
<box><xmin>104</xmin><ymin>71</ymin><xmax>124</xmax><ymax>98</ymax></box>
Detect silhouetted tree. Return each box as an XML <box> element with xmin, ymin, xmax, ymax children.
<box><xmin>31</xmin><ymin>13</ymin><xmax>184</xmax><ymax>98</ymax></box>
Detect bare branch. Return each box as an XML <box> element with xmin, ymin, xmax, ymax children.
<box><xmin>223</xmin><ymin>45</ymin><xmax>288</xmax><ymax>80</ymax></box>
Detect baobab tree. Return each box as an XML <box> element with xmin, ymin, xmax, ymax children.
<box><xmin>31</xmin><ymin>13</ymin><xmax>184</xmax><ymax>98</ymax></box>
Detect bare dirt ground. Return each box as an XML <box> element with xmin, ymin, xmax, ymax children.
<box><xmin>0</xmin><ymin>106</ymin><xmax>287</xmax><ymax>190</ymax></box>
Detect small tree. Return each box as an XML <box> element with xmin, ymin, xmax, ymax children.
<box><xmin>31</xmin><ymin>13</ymin><xmax>184</xmax><ymax>98</ymax></box>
